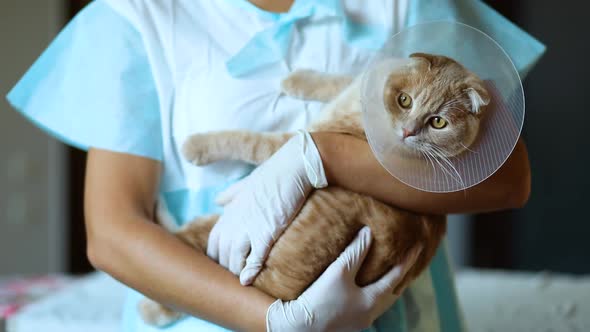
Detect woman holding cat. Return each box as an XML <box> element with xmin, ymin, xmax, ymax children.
<box><xmin>7</xmin><ymin>0</ymin><xmax>544</xmax><ymax>331</ymax></box>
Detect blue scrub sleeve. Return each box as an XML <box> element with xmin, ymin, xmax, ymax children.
<box><xmin>6</xmin><ymin>0</ymin><xmax>163</xmax><ymax>161</ymax></box>
<box><xmin>408</xmin><ymin>0</ymin><xmax>546</xmax><ymax>80</ymax></box>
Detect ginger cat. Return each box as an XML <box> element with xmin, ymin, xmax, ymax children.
<box><xmin>138</xmin><ymin>53</ymin><xmax>490</xmax><ymax>327</ymax></box>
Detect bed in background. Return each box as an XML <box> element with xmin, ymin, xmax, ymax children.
<box><xmin>5</xmin><ymin>270</ymin><xmax>590</xmax><ymax>332</ymax></box>
<box><xmin>457</xmin><ymin>269</ymin><xmax>589</xmax><ymax>331</ymax></box>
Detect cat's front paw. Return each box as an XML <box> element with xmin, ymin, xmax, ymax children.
<box><xmin>138</xmin><ymin>298</ymin><xmax>184</xmax><ymax>327</ymax></box>
<box><xmin>182</xmin><ymin>134</ymin><xmax>215</xmax><ymax>166</ymax></box>
<box><xmin>280</xmin><ymin>69</ymin><xmax>318</xmax><ymax>100</ymax></box>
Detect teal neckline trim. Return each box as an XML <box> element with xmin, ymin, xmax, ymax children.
<box><xmin>224</xmin><ymin>0</ymin><xmax>388</xmax><ymax>78</ymax></box>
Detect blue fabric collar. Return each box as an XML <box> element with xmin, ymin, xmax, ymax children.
<box><xmin>225</xmin><ymin>0</ymin><xmax>387</xmax><ymax>77</ymax></box>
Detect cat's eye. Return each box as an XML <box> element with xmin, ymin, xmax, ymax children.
<box><xmin>397</xmin><ymin>92</ymin><xmax>412</xmax><ymax>109</ymax></box>
<box><xmin>429</xmin><ymin>116</ymin><xmax>447</xmax><ymax>129</ymax></box>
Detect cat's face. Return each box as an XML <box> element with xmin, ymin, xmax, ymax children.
<box><xmin>383</xmin><ymin>53</ymin><xmax>490</xmax><ymax>158</ymax></box>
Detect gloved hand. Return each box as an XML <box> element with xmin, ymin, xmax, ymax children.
<box><xmin>266</xmin><ymin>227</ymin><xmax>421</xmax><ymax>332</ymax></box>
<box><xmin>207</xmin><ymin>131</ymin><xmax>327</xmax><ymax>285</ymax></box>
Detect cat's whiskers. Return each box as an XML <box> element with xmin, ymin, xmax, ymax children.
<box><xmin>427</xmin><ymin>145</ymin><xmax>466</xmax><ymax>189</ymax></box>
<box><xmin>421</xmin><ymin>146</ymin><xmax>450</xmax><ymax>177</ymax></box>
<box><xmin>436</xmin><ymin>150</ymin><xmax>465</xmax><ymax>189</ymax></box>
<box><xmin>420</xmin><ymin>149</ymin><xmax>437</xmax><ymax>174</ymax></box>
<box><xmin>430</xmin><ymin>144</ymin><xmax>454</xmax><ymax>157</ymax></box>
<box><xmin>441</xmin><ymin>96</ymin><xmax>467</xmax><ymax>108</ymax></box>
<box><xmin>441</xmin><ymin>99</ymin><xmax>463</xmax><ymax>108</ymax></box>
<box><xmin>420</xmin><ymin>149</ymin><xmax>440</xmax><ymax>185</ymax></box>
<box><xmin>459</xmin><ymin>142</ymin><xmax>477</xmax><ymax>153</ymax></box>
<box><xmin>426</xmin><ymin>148</ymin><xmax>455</xmax><ymax>188</ymax></box>
<box><xmin>446</xmin><ymin>106</ymin><xmax>472</xmax><ymax>115</ymax></box>
<box><xmin>452</xmin><ymin>90</ymin><xmax>471</xmax><ymax>100</ymax></box>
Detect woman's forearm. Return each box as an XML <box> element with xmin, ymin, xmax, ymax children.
<box><xmin>84</xmin><ymin>149</ymin><xmax>273</xmax><ymax>332</ymax></box>
<box><xmin>311</xmin><ymin>132</ymin><xmax>531</xmax><ymax>215</ymax></box>
<box><xmin>87</xmin><ymin>216</ymin><xmax>273</xmax><ymax>332</ymax></box>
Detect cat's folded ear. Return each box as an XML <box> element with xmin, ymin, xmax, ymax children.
<box><xmin>409</xmin><ymin>52</ymin><xmax>451</xmax><ymax>69</ymax></box>
<box><xmin>409</xmin><ymin>52</ymin><xmax>434</xmax><ymax>70</ymax></box>
<box><xmin>409</xmin><ymin>52</ymin><xmax>435</xmax><ymax>62</ymax></box>
<box><xmin>464</xmin><ymin>83</ymin><xmax>491</xmax><ymax>115</ymax></box>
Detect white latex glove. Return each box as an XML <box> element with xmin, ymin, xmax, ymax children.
<box><xmin>207</xmin><ymin>131</ymin><xmax>327</xmax><ymax>285</ymax></box>
<box><xmin>266</xmin><ymin>227</ymin><xmax>421</xmax><ymax>332</ymax></box>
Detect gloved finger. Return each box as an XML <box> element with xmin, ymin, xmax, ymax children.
<box><xmin>364</xmin><ymin>244</ymin><xmax>423</xmax><ymax>297</ymax></box>
<box><xmin>239</xmin><ymin>241</ymin><xmax>270</xmax><ymax>285</ymax></box>
<box><xmin>206</xmin><ymin>223</ymin><xmax>222</xmax><ymax>262</ymax></box>
<box><xmin>218</xmin><ymin>232</ymin><xmax>234</xmax><ymax>270</ymax></box>
<box><xmin>332</xmin><ymin>226</ymin><xmax>372</xmax><ymax>276</ymax></box>
<box><xmin>215</xmin><ymin>178</ymin><xmax>248</xmax><ymax>206</ymax></box>
<box><xmin>229</xmin><ymin>234</ymin><xmax>251</xmax><ymax>276</ymax></box>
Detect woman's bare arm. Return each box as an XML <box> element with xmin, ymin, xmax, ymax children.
<box><xmin>311</xmin><ymin>133</ymin><xmax>531</xmax><ymax>215</ymax></box>
<box><xmin>84</xmin><ymin>149</ymin><xmax>274</xmax><ymax>332</ymax></box>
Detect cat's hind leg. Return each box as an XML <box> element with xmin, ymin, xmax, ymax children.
<box><xmin>281</xmin><ymin>69</ymin><xmax>354</xmax><ymax>102</ymax></box>
<box><xmin>138</xmin><ymin>298</ymin><xmax>184</xmax><ymax>328</ymax></box>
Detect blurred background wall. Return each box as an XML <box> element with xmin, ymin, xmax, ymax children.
<box><xmin>0</xmin><ymin>0</ymin><xmax>588</xmax><ymax>276</ymax></box>
<box><xmin>0</xmin><ymin>0</ymin><xmax>67</xmax><ymax>275</ymax></box>
<box><xmin>465</xmin><ymin>1</ymin><xmax>590</xmax><ymax>274</ymax></box>
<box><xmin>503</xmin><ymin>0</ymin><xmax>590</xmax><ymax>273</ymax></box>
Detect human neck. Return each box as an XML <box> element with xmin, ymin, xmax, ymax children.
<box><xmin>248</xmin><ymin>0</ymin><xmax>295</xmax><ymax>13</ymax></box>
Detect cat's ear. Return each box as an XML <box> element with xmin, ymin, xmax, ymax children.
<box><xmin>464</xmin><ymin>86</ymin><xmax>491</xmax><ymax>115</ymax></box>
<box><xmin>410</xmin><ymin>52</ymin><xmax>434</xmax><ymax>62</ymax></box>
<box><xmin>409</xmin><ymin>53</ymin><xmax>449</xmax><ymax>69</ymax></box>
<box><xmin>409</xmin><ymin>52</ymin><xmax>434</xmax><ymax>69</ymax></box>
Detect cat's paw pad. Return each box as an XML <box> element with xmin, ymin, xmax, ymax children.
<box><xmin>281</xmin><ymin>69</ymin><xmax>317</xmax><ymax>99</ymax></box>
<box><xmin>182</xmin><ymin>134</ymin><xmax>214</xmax><ymax>166</ymax></box>
<box><xmin>138</xmin><ymin>298</ymin><xmax>184</xmax><ymax>327</ymax></box>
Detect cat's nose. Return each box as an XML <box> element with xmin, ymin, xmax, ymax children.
<box><xmin>402</xmin><ymin>128</ymin><xmax>416</xmax><ymax>139</ymax></box>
